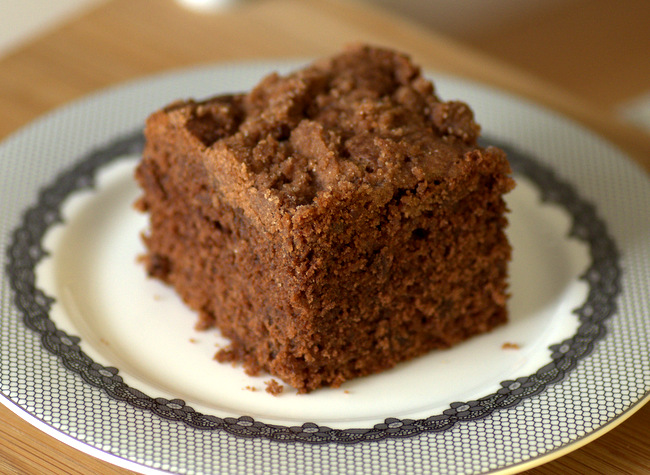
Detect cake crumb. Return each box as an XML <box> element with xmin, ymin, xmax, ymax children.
<box><xmin>214</xmin><ymin>347</ymin><xmax>237</xmax><ymax>362</ymax></box>
<box><xmin>502</xmin><ymin>342</ymin><xmax>520</xmax><ymax>350</ymax></box>
<box><xmin>343</xmin><ymin>390</ymin><xmax>350</xmax><ymax>395</ymax></box>
<box><xmin>243</xmin><ymin>361</ymin><xmax>262</xmax><ymax>377</ymax></box>
<box><xmin>189</xmin><ymin>338</ymin><xmax>198</xmax><ymax>344</ymax></box>
<box><xmin>265</xmin><ymin>379</ymin><xmax>284</xmax><ymax>396</ymax></box>
<box><xmin>99</xmin><ymin>338</ymin><xmax>109</xmax><ymax>346</ymax></box>
<box><xmin>244</xmin><ymin>385</ymin><xmax>258</xmax><ymax>392</ymax></box>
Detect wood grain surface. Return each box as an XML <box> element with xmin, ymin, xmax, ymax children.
<box><xmin>0</xmin><ymin>0</ymin><xmax>648</xmax><ymax>473</ymax></box>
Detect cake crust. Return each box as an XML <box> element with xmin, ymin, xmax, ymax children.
<box><xmin>135</xmin><ymin>45</ymin><xmax>515</xmax><ymax>393</ymax></box>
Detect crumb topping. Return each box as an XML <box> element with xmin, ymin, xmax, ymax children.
<box><xmin>180</xmin><ymin>45</ymin><xmax>491</xmax><ymax>208</ymax></box>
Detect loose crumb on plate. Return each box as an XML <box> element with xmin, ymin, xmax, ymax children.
<box><xmin>265</xmin><ymin>379</ymin><xmax>284</xmax><ymax>396</ymax></box>
<box><xmin>502</xmin><ymin>342</ymin><xmax>520</xmax><ymax>350</ymax></box>
<box><xmin>244</xmin><ymin>385</ymin><xmax>258</xmax><ymax>392</ymax></box>
<box><xmin>214</xmin><ymin>347</ymin><xmax>237</xmax><ymax>362</ymax></box>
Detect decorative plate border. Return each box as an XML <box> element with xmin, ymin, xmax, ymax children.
<box><xmin>5</xmin><ymin>131</ymin><xmax>620</xmax><ymax>444</ymax></box>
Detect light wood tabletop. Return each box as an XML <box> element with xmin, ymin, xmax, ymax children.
<box><xmin>0</xmin><ymin>0</ymin><xmax>648</xmax><ymax>473</ymax></box>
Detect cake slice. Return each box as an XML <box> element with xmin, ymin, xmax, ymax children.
<box><xmin>134</xmin><ymin>44</ymin><xmax>515</xmax><ymax>393</ymax></box>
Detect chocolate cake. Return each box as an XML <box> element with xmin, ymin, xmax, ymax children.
<box><xmin>134</xmin><ymin>44</ymin><xmax>515</xmax><ymax>393</ymax></box>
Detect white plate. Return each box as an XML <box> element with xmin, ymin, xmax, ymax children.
<box><xmin>1</xmin><ymin>61</ymin><xmax>649</xmax><ymax>474</ymax></box>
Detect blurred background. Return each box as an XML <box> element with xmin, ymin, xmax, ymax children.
<box><xmin>1</xmin><ymin>0</ymin><xmax>648</xmax><ymax>130</ymax></box>
<box><xmin>374</xmin><ymin>0</ymin><xmax>650</xmax><ymax>131</ymax></box>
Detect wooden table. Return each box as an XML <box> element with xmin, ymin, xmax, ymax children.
<box><xmin>1</xmin><ymin>0</ymin><xmax>648</xmax><ymax>473</ymax></box>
